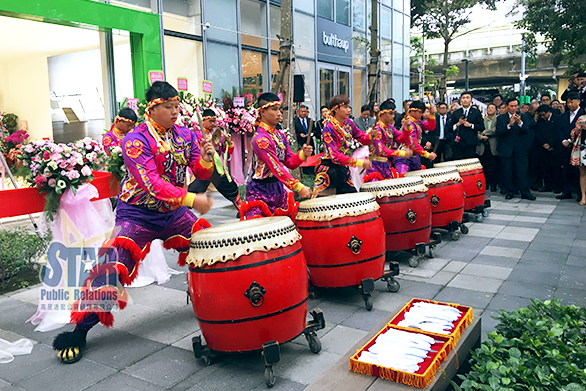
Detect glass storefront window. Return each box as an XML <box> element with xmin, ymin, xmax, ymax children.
<box><xmin>366</xmin><ymin>0</ymin><xmax>371</xmax><ymax>28</ymax></box>
<box><xmin>320</xmin><ymin>68</ymin><xmax>334</xmax><ymax>108</ymax></box>
<box><xmin>338</xmin><ymin>69</ymin><xmax>350</xmax><ymax>97</ymax></box>
<box><xmin>317</xmin><ymin>0</ymin><xmax>333</xmax><ymax>20</ymax></box>
<box><xmin>352</xmin><ymin>31</ymin><xmax>367</xmax><ymax>67</ymax></box>
<box><xmin>241</xmin><ymin>0</ymin><xmax>268</xmax><ymax>48</ymax></box>
<box><xmin>393</xmin><ymin>11</ymin><xmax>403</xmax><ymax>43</ymax></box>
<box><xmin>295</xmin><ymin>59</ymin><xmax>317</xmax><ymax>117</ymax></box>
<box><xmin>204</xmin><ymin>0</ymin><xmax>237</xmax><ymax>43</ymax></box>
<box><xmin>380</xmin><ymin>39</ymin><xmax>392</xmax><ymax>73</ymax></box>
<box><xmin>164</xmin><ymin>35</ymin><xmax>205</xmax><ymax>95</ymax></box>
<box><xmin>206</xmin><ymin>42</ymin><xmax>240</xmax><ymax>98</ymax></box>
<box><xmin>271</xmin><ymin>54</ymin><xmax>279</xmax><ymax>91</ymax></box>
<box><xmin>393</xmin><ymin>0</ymin><xmax>403</xmax><ymax>13</ymax></box>
<box><xmin>404</xmin><ymin>0</ymin><xmax>410</xmax><ymax>16</ymax></box>
<box><xmin>270</xmin><ymin>5</ymin><xmax>281</xmax><ymax>51</ymax></box>
<box><xmin>404</xmin><ymin>15</ymin><xmax>410</xmax><ymax>47</ymax></box>
<box><xmin>352</xmin><ymin>0</ymin><xmax>365</xmax><ymax>31</ymax></box>
<box><xmin>393</xmin><ymin>43</ymin><xmax>403</xmax><ymax>74</ymax></box>
<box><xmin>336</xmin><ymin>0</ymin><xmax>350</xmax><ymax>26</ymax></box>
<box><xmin>162</xmin><ymin>0</ymin><xmax>201</xmax><ymax>36</ymax></box>
<box><xmin>404</xmin><ymin>76</ymin><xmax>411</xmax><ymax>100</ymax></box>
<box><xmin>403</xmin><ymin>45</ymin><xmax>410</xmax><ymax>76</ymax></box>
<box><xmin>381</xmin><ymin>73</ymin><xmax>392</xmax><ymax>101</ymax></box>
<box><xmin>380</xmin><ymin>6</ymin><xmax>391</xmax><ymax>39</ymax></box>
<box><xmin>294</xmin><ymin>12</ymin><xmax>315</xmax><ymax>58</ymax></box>
<box><xmin>242</xmin><ymin>49</ymin><xmax>267</xmax><ymax>94</ymax></box>
<box><xmin>111</xmin><ymin>0</ymin><xmax>151</xmax><ymax>12</ymax></box>
<box><xmin>295</xmin><ymin>0</ymin><xmax>314</xmax><ymax>14</ymax></box>
<box><xmin>353</xmin><ymin>69</ymin><xmax>366</xmax><ymax>107</ymax></box>
<box><xmin>393</xmin><ymin>74</ymin><xmax>403</xmax><ymax>101</ymax></box>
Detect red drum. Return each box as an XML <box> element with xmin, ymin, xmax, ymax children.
<box><xmin>360</xmin><ymin>177</ymin><xmax>431</xmax><ymax>252</ymax></box>
<box><xmin>296</xmin><ymin>193</ymin><xmax>385</xmax><ymax>288</ymax></box>
<box><xmin>435</xmin><ymin>158</ymin><xmax>485</xmax><ymax>211</ymax></box>
<box><xmin>405</xmin><ymin>167</ymin><xmax>464</xmax><ymax>228</ymax></box>
<box><xmin>187</xmin><ymin>217</ymin><xmax>308</xmax><ymax>352</ymax></box>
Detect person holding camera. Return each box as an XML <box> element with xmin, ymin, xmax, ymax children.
<box><xmin>496</xmin><ymin>98</ymin><xmax>536</xmax><ymax>200</ymax></box>
<box><xmin>447</xmin><ymin>91</ymin><xmax>485</xmax><ymax>160</ymax></box>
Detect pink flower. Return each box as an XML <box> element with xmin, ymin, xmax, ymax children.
<box><xmin>42</xmin><ymin>151</ymin><xmax>51</xmax><ymax>160</ymax></box>
<box><xmin>59</xmin><ymin>161</ymin><xmax>68</xmax><ymax>169</ymax></box>
<box><xmin>48</xmin><ymin>178</ymin><xmax>56</xmax><ymax>188</ymax></box>
<box><xmin>81</xmin><ymin>165</ymin><xmax>92</xmax><ymax>176</ymax></box>
<box><xmin>25</xmin><ymin>145</ymin><xmax>34</xmax><ymax>153</ymax></box>
<box><xmin>67</xmin><ymin>170</ymin><xmax>80</xmax><ymax>180</ymax></box>
<box><xmin>34</xmin><ymin>175</ymin><xmax>47</xmax><ymax>188</ymax></box>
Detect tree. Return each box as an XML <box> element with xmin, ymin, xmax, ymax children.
<box><xmin>414</xmin><ymin>0</ymin><xmax>499</xmax><ymax>100</ymax></box>
<box><xmin>516</xmin><ymin>0</ymin><xmax>586</xmax><ymax>70</ymax></box>
<box><xmin>411</xmin><ymin>0</ymin><xmax>433</xmax><ymax>28</ymax></box>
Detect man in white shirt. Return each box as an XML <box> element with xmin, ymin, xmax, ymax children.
<box><xmin>556</xmin><ymin>92</ymin><xmax>584</xmax><ymax>199</ymax></box>
<box><xmin>354</xmin><ymin>104</ymin><xmax>375</xmax><ymax>132</ymax></box>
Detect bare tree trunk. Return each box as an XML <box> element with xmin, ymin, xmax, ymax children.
<box><xmin>367</xmin><ymin>0</ymin><xmax>381</xmax><ymax>104</ymax></box>
<box><xmin>438</xmin><ymin>39</ymin><xmax>449</xmax><ymax>102</ymax></box>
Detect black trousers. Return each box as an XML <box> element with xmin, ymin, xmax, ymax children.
<box><xmin>478</xmin><ymin>147</ymin><xmax>499</xmax><ymax>188</ymax></box>
<box><xmin>528</xmin><ymin>142</ymin><xmax>541</xmax><ymax>189</ymax></box>
<box><xmin>558</xmin><ymin>148</ymin><xmax>580</xmax><ymax>195</ymax></box>
<box><xmin>451</xmin><ymin>143</ymin><xmax>477</xmax><ymax>160</ymax></box>
<box><xmin>314</xmin><ymin>160</ymin><xmax>357</xmax><ymax>195</ymax></box>
<box><xmin>537</xmin><ymin>148</ymin><xmax>561</xmax><ymax>191</ymax></box>
<box><xmin>188</xmin><ymin>170</ymin><xmax>240</xmax><ymax>204</ymax></box>
<box><xmin>500</xmin><ymin>153</ymin><xmax>530</xmax><ymax>196</ymax></box>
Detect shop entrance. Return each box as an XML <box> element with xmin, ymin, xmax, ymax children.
<box><xmin>319</xmin><ymin>64</ymin><xmax>351</xmax><ymax>109</ymax></box>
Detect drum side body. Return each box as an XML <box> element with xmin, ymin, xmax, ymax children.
<box><xmin>188</xmin><ymin>242</ymin><xmax>308</xmax><ymax>352</ymax></box>
<box><xmin>296</xmin><ymin>211</ymin><xmax>385</xmax><ymax>288</ymax></box>
<box><xmin>427</xmin><ymin>180</ymin><xmax>465</xmax><ymax>228</ymax></box>
<box><xmin>376</xmin><ymin>192</ymin><xmax>432</xmax><ymax>251</ymax></box>
<box><xmin>460</xmin><ymin>169</ymin><xmax>486</xmax><ymax>210</ymax></box>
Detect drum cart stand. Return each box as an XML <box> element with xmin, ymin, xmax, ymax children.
<box><xmin>309</xmin><ymin>264</ymin><xmax>401</xmax><ymax>311</ymax></box>
<box><xmin>191</xmin><ymin>309</ymin><xmax>326</xmax><ymax>388</ymax></box>
<box><xmin>389</xmin><ymin>231</ymin><xmax>442</xmax><ymax>268</ymax></box>
<box><xmin>463</xmin><ymin>200</ymin><xmax>491</xmax><ymax>223</ymax></box>
<box><xmin>433</xmin><ymin>219</ymin><xmax>468</xmax><ymax>241</ymax></box>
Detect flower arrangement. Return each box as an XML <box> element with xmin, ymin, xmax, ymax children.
<box><xmin>220</xmin><ymin>90</ymin><xmax>257</xmax><ymax>135</ymax></box>
<box><xmin>17</xmin><ymin>138</ymin><xmax>107</xmax><ymax>219</ymax></box>
<box><xmin>106</xmin><ymin>146</ymin><xmax>125</xmax><ymax>182</ymax></box>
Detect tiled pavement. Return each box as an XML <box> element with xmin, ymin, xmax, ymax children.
<box><xmin>0</xmin><ymin>190</ymin><xmax>585</xmax><ymax>390</ymax></box>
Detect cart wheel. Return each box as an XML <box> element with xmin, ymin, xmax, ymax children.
<box><xmin>364</xmin><ymin>294</ymin><xmax>373</xmax><ymax>311</ymax></box>
<box><xmin>451</xmin><ymin>231</ymin><xmax>460</xmax><ymax>241</ymax></box>
<box><xmin>308</xmin><ymin>291</ymin><xmax>318</xmax><ymax>299</ymax></box>
<box><xmin>475</xmin><ymin>214</ymin><xmax>484</xmax><ymax>223</ymax></box>
<box><xmin>428</xmin><ymin>245</ymin><xmax>436</xmax><ymax>259</ymax></box>
<box><xmin>306</xmin><ymin>332</ymin><xmax>322</xmax><ymax>354</ymax></box>
<box><xmin>408</xmin><ymin>256</ymin><xmax>420</xmax><ymax>268</ymax></box>
<box><xmin>265</xmin><ymin>366</ymin><xmax>276</xmax><ymax>388</ymax></box>
<box><xmin>387</xmin><ymin>278</ymin><xmax>400</xmax><ymax>293</ymax></box>
<box><xmin>482</xmin><ymin>209</ymin><xmax>490</xmax><ymax>217</ymax></box>
<box><xmin>202</xmin><ymin>355</ymin><xmax>213</xmax><ymax>366</ymax></box>
<box><xmin>460</xmin><ymin>225</ymin><xmax>469</xmax><ymax>234</ymax></box>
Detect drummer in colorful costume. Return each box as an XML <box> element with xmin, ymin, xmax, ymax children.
<box><xmin>240</xmin><ymin>92</ymin><xmax>313</xmax><ymax>220</ymax></box>
<box><xmin>364</xmin><ymin>99</ymin><xmax>413</xmax><ymax>182</ymax></box>
<box><xmin>314</xmin><ymin>95</ymin><xmax>373</xmax><ymax>195</ymax></box>
<box><xmin>394</xmin><ymin>100</ymin><xmax>437</xmax><ymax>174</ymax></box>
<box><xmin>53</xmin><ymin>81</ymin><xmax>215</xmax><ymax>364</ymax></box>
<box><xmin>189</xmin><ymin>109</ymin><xmax>242</xmax><ymax>211</ymax></box>
<box><xmin>102</xmin><ymin>108</ymin><xmax>137</xmax><ymax>155</ymax></box>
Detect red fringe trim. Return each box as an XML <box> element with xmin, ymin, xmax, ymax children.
<box><xmin>109</xmin><ymin>237</ymin><xmax>151</xmax><ymax>285</ymax></box>
<box><xmin>363</xmin><ymin>172</ymin><xmax>386</xmax><ymax>183</ymax></box>
<box><xmin>178</xmin><ymin>252</ymin><xmax>188</xmax><ymax>267</ymax></box>
<box><xmin>240</xmin><ymin>192</ymin><xmax>298</xmax><ymax>223</ymax></box>
<box><xmin>71</xmin><ymin>309</ymin><xmax>115</xmax><ymax>328</ymax></box>
<box><xmin>163</xmin><ymin>218</ymin><xmax>211</xmax><ymax>266</ymax></box>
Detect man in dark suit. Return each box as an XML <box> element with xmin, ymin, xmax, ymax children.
<box><xmin>555</xmin><ymin>92</ymin><xmax>585</xmax><ymax>199</ymax></box>
<box><xmin>433</xmin><ymin>102</ymin><xmax>451</xmax><ymax>162</ymax></box>
<box><xmin>561</xmin><ymin>72</ymin><xmax>586</xmax><ymax>109</ymax></box>
<box><xmin>496</xmin><ymin>98</ymin><xmax>536</xmax><ymax>200</ymax></box>
<box><xmin>540</xmin><ymin>93</ymin><xmax>561</xmax><ymax>115</ymax></box>
<box><xmin>354</xmin><ymin>104</ymin><xmax>375</xmax><ymax>132</ymax></box>
<box><xmin>534</xmin><ymin>105</ymin><xmax>561</xmax><ymax>192</ymax></box>
<box><xmin>447</xmin><ymin>91</ymin><xmax>485</xmax><ymax>160</ymax></box>
<box><xmin>294</xmin><ymin>104</ymin><xmax>315</xmax><ymax>174</ymax></box>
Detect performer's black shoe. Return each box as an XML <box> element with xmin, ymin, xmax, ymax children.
<box><xmin>521</xmin><ymin>193</ymin><xmax>536</xmax><ymax>201</ymax></box>
<box><xmin>556</xmin><ymin>193</ymin><xmax>573</xmax><ymax>200</ymax></box>
<box><xmin>490</xmin><ymin>185</ymin><xmax>497</xmax><ymax>192</ymax></box>
<box><xmin>505</xmin><ymin>194</ymin><xmax>514</xmax><ymax>200</ymax></box>
<box><xmin>500</xmin><ymin>188</ymin><xmax>507</xmax><ymax>195</ymax></box>
<box><xmin>53</xmin><ymin>328</ymin><xmax>88</xmax><ymax>364</ymax></box>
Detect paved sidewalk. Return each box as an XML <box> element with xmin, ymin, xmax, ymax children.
<box><xmin>0</xmin><ymin>190</ymin><xmax>584</xmax><ymax>391</ymax></box>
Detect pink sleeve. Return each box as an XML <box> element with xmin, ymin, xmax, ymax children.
<box><xmin>349</xmin><ymin>120</ymin><xmax>372</xmax><ymax>146</ymax></box>
<box><xmin>282</xmin><ymin>133</ymin><xmax>304</xmax><ymax>169</ymax></box>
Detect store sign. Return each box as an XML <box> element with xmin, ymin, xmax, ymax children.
<box><xmin>148</xmin><ymin>70</ymin><xmax>165</xmax><ymax>85</ymax></box>
<box><xmin>126</xmin><ymin>98</ymin><xmax>139</xmax><ymax>111</ymax></box>
<box><xmin>202</xmin><ymin>80</ymin><xmax>213</xmax><ymax>95</ymax></box>
<box><xmin>316</xmin><ymin>18</ymin><xmax>352</xmax><ymax>67</ymax></box>
<box><xmin>322</xmin><ymin>32</ymin><xmax>350</xmax><ymax>52</ymax></box>
<box><xmin>177</xmin><ymin>77</ymin><xmax>188</xmax><ymax>91</ymax></box>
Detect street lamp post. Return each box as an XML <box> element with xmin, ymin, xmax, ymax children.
<box><xmin>461</xmin><ymin>59</ymin><xmax>472</xmax><ymax>91</ymax></box>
